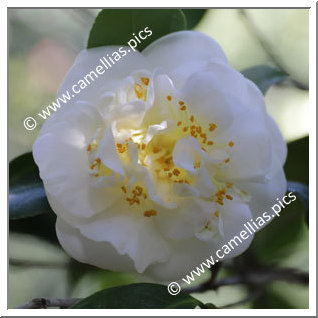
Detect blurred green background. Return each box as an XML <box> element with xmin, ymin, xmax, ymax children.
<box><xmin>9</xmin><ymin>9</ymin><xmax>309</xmax><ymax>309</ymax></box>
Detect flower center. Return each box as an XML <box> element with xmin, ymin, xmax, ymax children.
<box><xmin>85</xmin><ymin>79</ymin><xmax>249</xmax><ymax>223</ymax></box>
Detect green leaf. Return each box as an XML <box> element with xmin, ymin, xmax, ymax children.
<box><xmin>241</xmin><ymin>65</ymin><xmax>288</xmax><ymax>94</ymax></box>
<box><xmin>88</xmin><ymin>9</ymin><xmax>186</xmax><ymax>51</ymax></box>
<box><xmin>182</xmin><ymin>9</ymin><xmax>206</xmax><ymax>29</ymax></box>
<box><xmin>284</xmin><ymin>137</ymin><xmax>309</xmax><ymax>185</ymax></box>
<box><xmin>287</xmin><ymin>181</ymin><xmax>309</xmax><ymax>226</ymax></box>
<box><xmin>9</xmin><ymin>212</ymin><xmax>58</xmax><ymax>244</ymax></box>
<box><xmin>71</xmin><ymin>283</ymin><xmax>204</xmax><ymax>309</ymax></box>
<box><xmin>9</xmin><ymin>152</ymin><xmax>53</xmax><ymax>220</ymax></box>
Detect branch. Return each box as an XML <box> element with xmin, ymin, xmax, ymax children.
<box><xmin>185</xmin><ymin>267</ymin><xmax>308</xmax><ymax>293</ymax></box>
<box><xmin>10</xmin><ymin>258</ymin><xmax>68</xmax><ymax>268</ymax></box>
<box><xmin>15</xmin><ymin>298</ymin><xmax>82</xmax><ymax>309</ymax></box>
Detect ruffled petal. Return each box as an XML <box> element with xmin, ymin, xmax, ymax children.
<box><xmin>77</xmin><ymin>210</ymin><xmax>171</xmax><ymax>273</ymax></box>
<box><xmin>143</xmin><ymin>31</ymin><xmax>227</xmax><ymax>88</ymax></box>
<box><xmin>56</xmin><ymin>217</ymin><xmax>135</xmax><ymax>272</ymax></box>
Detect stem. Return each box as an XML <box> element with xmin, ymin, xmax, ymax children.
<box><xmin>10</xmin><ymin>258</ymin><xmax>68</xmax><ymax>268</ymax></box>
<box><xmin>185</xmin><ymin>267</ymin><xmax>308</xmax><ymax>293</ymax></box>
<box><xmin>15</xmin><ymin>298</ymin><xmax>82</xmax><ymax>309</ymax></box>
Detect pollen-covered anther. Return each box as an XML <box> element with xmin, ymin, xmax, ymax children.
<box><xmin>214</xmin><ymin>210</ymin><xmax>219</xmax><ymax>218</ymax></box>
<box><xmin>183</xmin><ymin>126</ymin><xmax>189</xmax><ymax>132</ymax></box>
<box><xmin>90</xmin><ymin>158</ymin><xmax>101</xmax><ymax>170</ymax></box>
<box><xmin>217</xmin><ymin>199</ymin><xmax>224</xmax><ymax>206</ymax></box>
<box><xmin>180</xmin><ymin>105</ymin><xmax>187</xmax><ymax>111</ymax></box>
<box><xmin>173</xmin><ymin>168</ymin><xmax>181</xmax><ymax>176</ymax></box>
<box><xmin>194</xmin><ymin>162</ymin><xmax>201</xmax><ymax>169</ymax></box>
<box><xmin>134</xmin><ymin>83</ymin><xmax>143</xmax><ymax>99</ymax></box>
<box><xmin>228</xmin><ymin>141</ymin><xmax>235</xmax><ymax>147</ymax></box>
<box><xmin>116</xmin><ymin>143</ymin><xmax>127</xmax><ymax>154</ymax></box>
<box><xmin>207</xmin><ymin>141</ymin><xmax>214</xmax><ymax>146</ymax></box>
<box><xmin>166</xmin><ymin>95</ymin><xmax>172</xmax><ymax>101</ymax></box>
<box><xmin>190</xmin><ymin>115</ymin><xmax>194</xmax><ymax>122</ymax></box>
<box><xmin>178</xmin><ymin>101</ymin><xmax>184</xmax><ymax>106</ymax></box>
<box><xmin>177</xmin><ymin>121</ymin><xmax>182</xmax><ymax>126</ymax></box>
<box><xmin>226</xmin><ymin>194</ymin><xmax>233</xmax><ymax>200</ymax></box>
<box><xmin>141</xmin><ymin>77</ymin><xmax>149</xmax><ymax>86</ymax></box>
<box><xmin>125</xmin><ymin>185</ymin><xmax>147</xmax><ymax>206</ymax></box>
<box><xmin>87</xmin><ymin>142</ymin><xmax>97</xmax><ymax>152</ymax></box>
<box><xmin>121</xmin><ymin>186</ymin><xmax>127</xmax><ymax>194</ymax></box>
<box><xmin>209</xmin><ymin>123</ymin><xmax>217</xmax><ymax>132</ymax></box>
<box><xmin>224</xmin><ymin>158</ymin><xmax>230</xmax><ymax>164</ymax></box>
<box><xmin>144</xmin><ymin>209</ymin><xmax>157</xmax><ymax>217</ymax></box>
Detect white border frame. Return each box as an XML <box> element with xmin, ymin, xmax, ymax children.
<box><xmin>3</xmin><ymin>1</ymin><xmax>316</xmax><ymax>316</ymax></box>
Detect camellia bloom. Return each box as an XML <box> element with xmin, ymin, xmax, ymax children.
<box><xmin>33</xmin><ymin>31</ymin><xmax>287</xmax><ymax>281</ymax></box>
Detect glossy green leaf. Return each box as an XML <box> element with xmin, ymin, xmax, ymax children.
<box><xmin>87</xmin><ymin>9</ymin><xmax>186</xmax><ymax>50</ymax></box>
<box><xmin>9</xmin><ymin>212</ymin><xmax>58</xmax><ymax>244</ymax></box>
<box><xmin>9</xmin><ymin>152</ymin><xmax>53</xmax><ymax>220</ymax></box>
<box><xmin>182</xmin><ymin>9</ymin><xmax>206</xmax><ymax>29</ymax></box>
<box><xmin>287</xmin><ymin>181</ymin><xmax>309</xmax><ymax>226</ymax></box>
<box><xmin>71</xmin><ymin>283</ymin><xmax>204</xmax><ymax>309</ymax></box>
<box><xmin>241</xmin><ymin>65</ymin><xmax>288</xmax><ymax>94</ymax></box>
<box><xmin>284</xmin><ymin>137</ymin><xmax>309</xmax><ymax>185</ymax></box>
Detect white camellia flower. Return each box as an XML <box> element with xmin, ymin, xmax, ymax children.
<box><xmin>33</xmin><ymin>31</ymin><xmax>287</xmax><ymax>281</ymax></box>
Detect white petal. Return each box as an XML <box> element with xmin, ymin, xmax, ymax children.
<box><xmin>33</xmin><ymin>104</ymin><xmax>112</xmax><ymax>218</ymax></box>
<box><xmin>58</xmin><ymin>47</ymin><xmax>149</xmax><ymax>105</ymax></box>
<box><xmin>143</xmin><ymin>31</ymin><xmax>227</xmax><ymax>88</ymax></box>
<box><xmin>147</xmin><ymin>201</ymin><xmax>254</xmax><ymax>281</ymax></box>
<box><xmin>56</xmin><ymin>217</ymin><xmax>135</xmax><ymax>272</ymax></box>
<box><xmin>173</xmin><ymin>136</ymin><xmax>203</xmax><ymax>173</ymax></box>
<box><xmin>99</xmin><ymin>127</ymin><xmax>125</xmax><ymax>176</ymax></box>
<box><xmin>215</xmin><ymin>108</ymin><xmax>272</xmax><ymax>182</ymax></box>
<box><xmin>237</xmin><ymin>168</ymin><xmax>287</xmax><ymax>219</ymax></box>
<box><xmin>78</xmin><ymin>212</ymin><xmax>171</xmax><ymax>273</ymax></box>
<box><xmin>181</xmin><ymin>71</ymin><xmax>236</xmax><ymax>132</ymax></box>
<box><xmin>156</xmin><ymin>199</ymin><xmax>215</xmax><ymax>240</ymax></box>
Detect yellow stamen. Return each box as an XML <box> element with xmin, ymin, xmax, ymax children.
<box><xmin>144</xmin><ymin>209</ymin><xmax>157</xmax><ymax>217</ymax></box>
<box><xmin>121</xmin><ymin>186</ymin><xmax>127</xmax><ymax>194</ymax></box>
<box><xmin>134</xmin><ymin>83</ymin><xmax>143</xmax><ymax>99</ymax></box>
<box><xmin>141</xmin><ymin>77</ymin><xmax>149</xmax><ymax>86</ymax></box>
<box><xmin>226</xmin><ymin>194</ymin><xmax>233</xmax><ymax>200</ymax></box>
<box><xmin>209</xmin><ymin>123</ymin><xmax>217</xmax><ymax>132</ymax></box>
